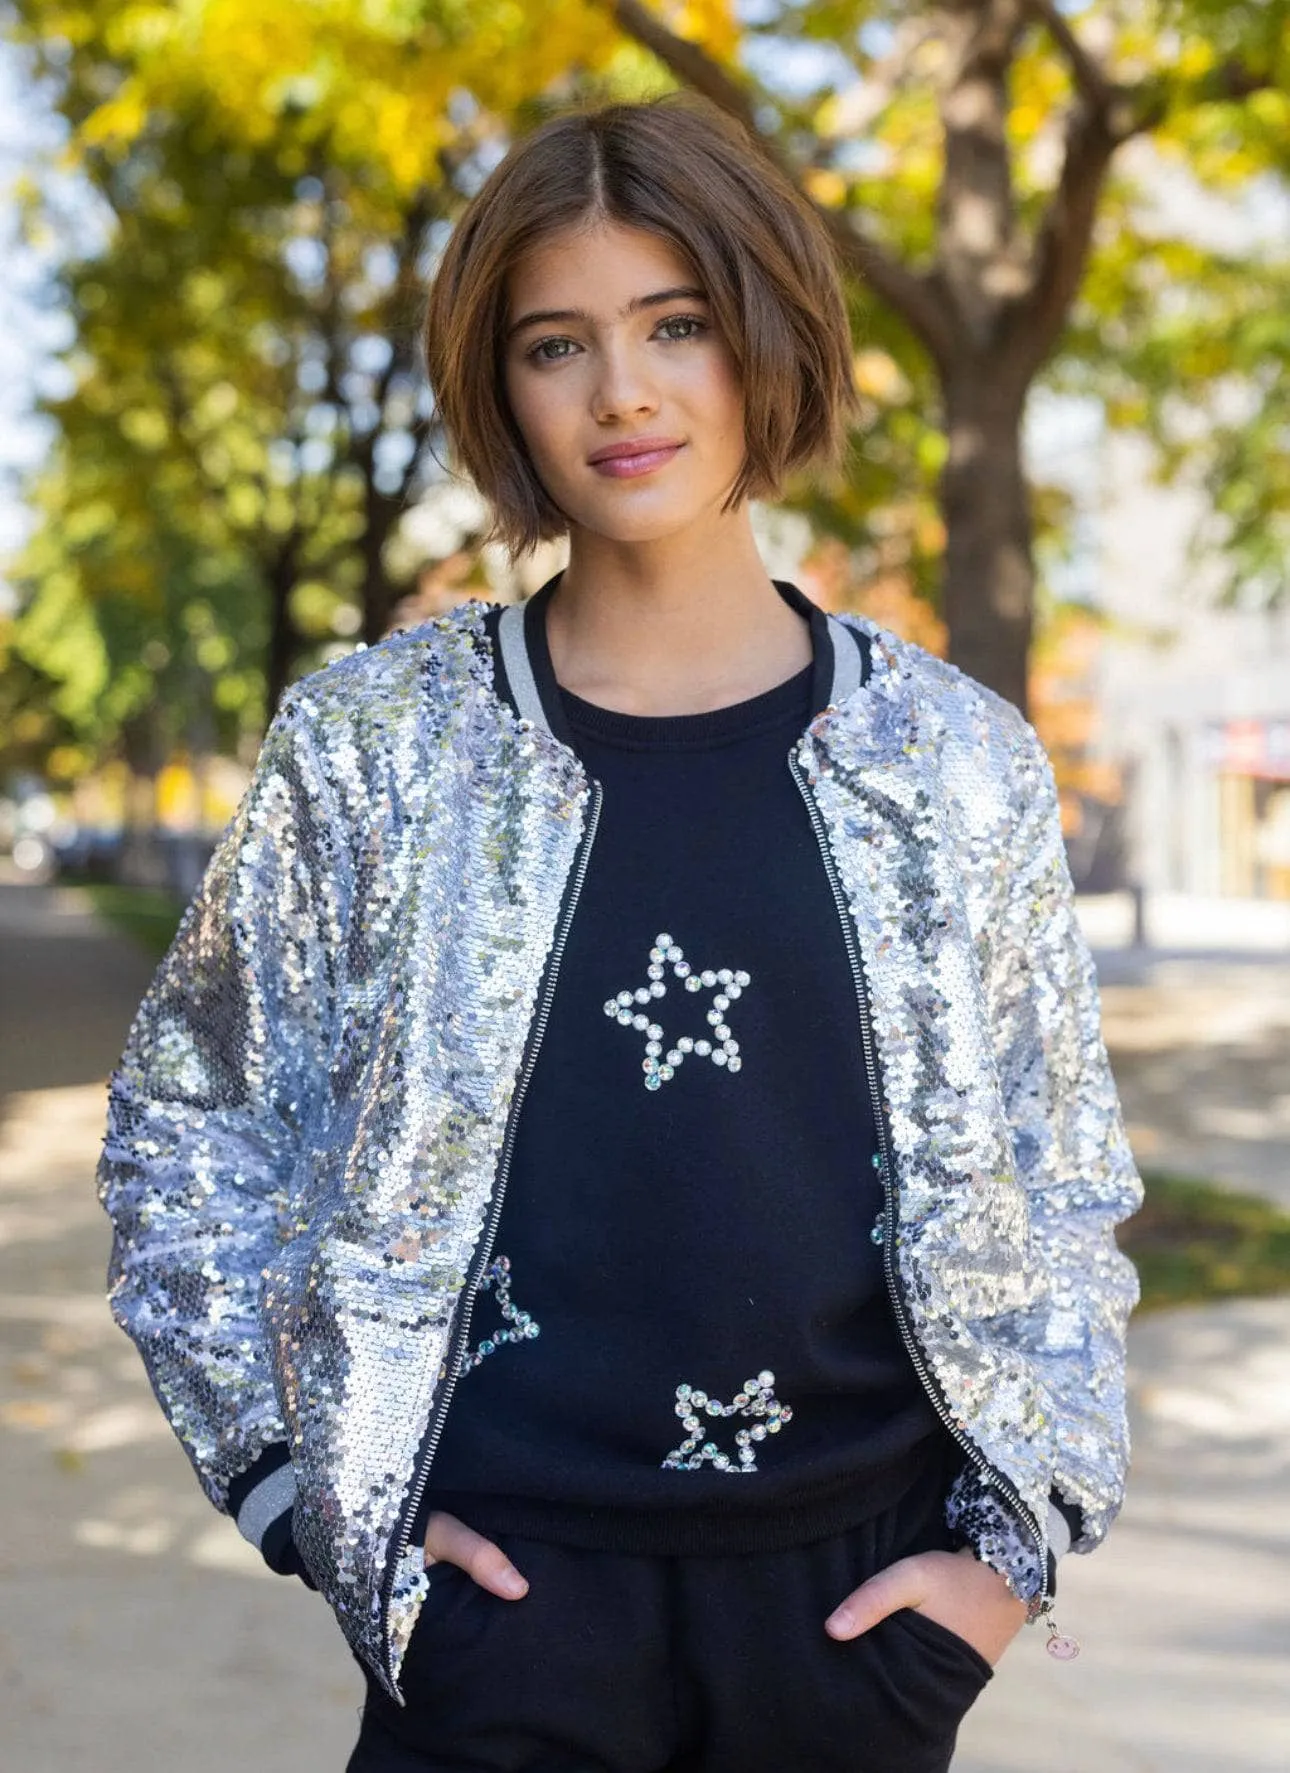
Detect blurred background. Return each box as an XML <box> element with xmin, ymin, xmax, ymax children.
<box><xmin>0</xmin><ymin>4</ymin><xmax>1287</xmax><ymax>1770</ymax></box>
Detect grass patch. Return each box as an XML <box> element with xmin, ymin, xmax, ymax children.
<box><xmin>1120</xmin><ymin>1171</ymin><xmax>1290</xmax><ymax>1312</ymax></box>
<box><xmin>75</xmin><ymin>881</ymin><xmax>185</xmax><ymax>959</ymax></box>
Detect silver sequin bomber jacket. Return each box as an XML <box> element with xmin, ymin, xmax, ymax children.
<box><xmin>96</xmin><ymin>587</ymin><xmax>1143</xmax><ymax>1706</ymax></box>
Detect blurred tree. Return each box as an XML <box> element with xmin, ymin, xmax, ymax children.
<box><xmin>4</xmin><ymin>0</ymin><xmax>627</xmax><ymax>760</ymax></box>
<box><xmin>1027</xmin><ymin>598</ymin><xmax>1124</xmax><ymax>836</ymax></box>
<box><xmin>4</xmin><ymin>125</ymin><xmax>314</xmax><ymax>773</ymax></box>
<box><xmin>1064</xmin><ymin>211</ymin><xmax>1290</xmax><ymax>614</ymax></box>
<box><xmin>5</xmin><ymin>0</ymin><xmax>1286</xmax><ymax>769</ymax></box>
<box><xmin>6</xmin><ymin>109</ymin><xmax>446</xmax><ymax>754</ymax></box>
<box><xmin>608</xmin><ymin>0</ymin><xmax>1289</xmax><ymax>712</ymax></box>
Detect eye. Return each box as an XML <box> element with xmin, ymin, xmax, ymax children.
<box><xmin>527</xmin><ymin>336</ymin><xmax>576</xmax><ymax>365</ymax></box>
<box><xmin>656</xmin><ymin>315</ymin><xmax>708</xmax><ymax>343</ymax></box>
<box><xmin>524</xmin><ymin>313</ymin><xmax>710</xmax><ymax>365</ymax></box>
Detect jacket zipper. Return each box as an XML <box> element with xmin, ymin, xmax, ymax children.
<box><xmin>787</xmin><ymin>743</ymin><xmax>1050</xmax><ymax>1613</ymax></box>
<box><xmin>381</xmin><ymin>775</ymin><xmax>606</xmax><ymax>1690</ymax></box>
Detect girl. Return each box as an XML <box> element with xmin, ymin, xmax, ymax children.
<box><xmin>97</xmin><ymin>92</ymin><xmax>1143</xmax><ymax>1773</ymax></box>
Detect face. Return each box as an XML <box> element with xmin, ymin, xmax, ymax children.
<box><xmin>501</xmin><ymin>219</ymin><xmax>748</xmax><ymax>544</ymax></box>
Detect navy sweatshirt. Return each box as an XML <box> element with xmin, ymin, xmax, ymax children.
<box><xmin>412</xmin><ymin>589</ymin><xmax>946</xmax><ymax>1554</ymax></box>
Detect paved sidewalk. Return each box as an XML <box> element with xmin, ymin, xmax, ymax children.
<box><xmin>954</xmin><ymin>1294</ymin><xmax>1290</xmax><ymax>1773</ymax></box>
<box><xmin>1</xmin><ymin>880</ymin><xmax>1287</xmax><ymax>1772</ymax></box>
<box><xmin>1095</xmin><ymin>949</ymin><xmax>1290</xmax><ymax>1213</ymax></box>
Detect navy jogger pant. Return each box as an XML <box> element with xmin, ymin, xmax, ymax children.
<box><xmin>344</xmin><ymin>1460</ymin><xmax>994</xmax><ymax>1773</ymax></box>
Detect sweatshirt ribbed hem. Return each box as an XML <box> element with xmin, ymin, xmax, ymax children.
<box><xmin>422</xmin><ymin>1437</ymin><xmax>949</xmax><ymax>1557</ymax></box>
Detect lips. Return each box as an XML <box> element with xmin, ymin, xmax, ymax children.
<box><xmin>587</xmin><ymin>437</ymin><xmax>684</xmax><ymax>464</ymax></box>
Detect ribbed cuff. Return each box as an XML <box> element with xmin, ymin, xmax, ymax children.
<box><xmin>1044</xmin><ymin>1491</ymin><xmax>1083</xmax><ymax>1598</ymax></box>
<box><xmin>226</xmin><ymin>1442</ymin><xmax>316</xmax><ymax>1591</ymax></box>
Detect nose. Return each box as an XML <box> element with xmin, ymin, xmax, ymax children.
<box><xmin>591</xmin><ymin>337</ymin><xmax>661</xmax><ymax>424</ymax></box>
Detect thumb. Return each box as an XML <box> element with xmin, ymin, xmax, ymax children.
<box><xmin>824</xmin><ymin>1556</ymin><xmax>926</xmax><ymax>1641</ymax></box>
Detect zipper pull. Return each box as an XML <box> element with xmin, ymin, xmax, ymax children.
<box><xmin>1043</xmin><ymin>1610</ymin><xmax>1082</xmax><ymax>1660</ymax></box>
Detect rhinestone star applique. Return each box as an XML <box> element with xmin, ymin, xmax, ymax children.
<box><xmin>458</xmin><ymin>1256</ymin><xmax>540</xmax><ymax>1374</ymax></box>
<box><xmin>603</xmin><ymin>931</ymin><xmax>751</xmax><ymax>1090</ymax></box>
<box><xmin>662</xmin><ymin>1370</ymin><xmax>793</xmax><ymax>1473</ymax></box>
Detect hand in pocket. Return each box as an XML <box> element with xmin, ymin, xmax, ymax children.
<box><xmin>823</xmin><ymin>1545</ymin><xmax>1027</xmax><ymax>1668</ymax></box>
<box><xmin>423</xmin><ymin>1510</ymin><xmax>529</xmax><ymax>1600</ymax></box>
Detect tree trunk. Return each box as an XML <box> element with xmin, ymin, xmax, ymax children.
<box><xmin>360</xmin><ymin>478</ymin><xmax>400</xmax><ymax>646</ymax></box>
<box><xmin>265</xmin><ymin>534</ymin><xmax>303</xmax><ymax>724</ymax></box>
<box><xmin>938</xmin><ymin>371</ymin><xmax>1035</xmax><ymax>717</ymax></box>
<box><xmin>116</xmin><ymin>708</ymin><xmax>168</xmax><ymax>888</ymax></box>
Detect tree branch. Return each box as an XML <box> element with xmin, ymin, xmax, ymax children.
<box><xmin>610</xmin><ymin>0</ymin><xmax>760</xmax><ymax>126</ymax></box>
<box><xmin>607</xmin><ymin>0</ymin><xmax>958</xmax><ymax>371</ymax></box>
<box><xmin>1019</xmin><ymin>0</ymin><xmax>1111</xmax><ymax>112</ymax></box>
<box><xmin>1113</xmin><ymin>58</ymin><xmax>1278</xmax><ymax>143</ymax></box>
<box><xmin>1016</xmin><ymin>27</ymin><xmax>1275</xmax><ymax>374</ymax></box>
<box><xmin>1009</xmin><ymin>98</ymin><xmax>1115</xmax><ymax>382</ymax></box>
<box><xmin>1011</xmin><ymin>1</ymin><xmax>1131</xmax><ymax>371</ymax></box>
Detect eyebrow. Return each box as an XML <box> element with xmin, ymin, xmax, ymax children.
<box><xmin>505</xmin><ymin>285</ymin><xmax>709</xmax><ymax>343</ymax></box>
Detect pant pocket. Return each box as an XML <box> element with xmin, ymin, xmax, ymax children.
<box><xmin>842</xmin><ymin>1604</ymin><xmax>994</xmax><ymax>1773</ymax></box>
<box><xmin>365</xmin><ymin>1535</ymin><xmax>678</xmax><ymax>1773</ymax></box>
<box><xmin>399</xmin><ymin>1559</ymin><xmax>498</xmax><ymax>1674</ymax></box>
<box><xmin>886</xmin><ymin>1604</ymin><xmax>996</xmax><ymax>1687</ymax></box>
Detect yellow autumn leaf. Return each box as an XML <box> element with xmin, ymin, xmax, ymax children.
<box><xmin>1177</xmin><ymin>37</ymin><xmax>1216</xmax><ymax>82</ymax></box>
<box><xmin>674</xmin><ymin>0</ymin><xmax>739</xmax><ymax>62</ymax></box>
<box><xmin>803</xmin><ymin>167</ymin><xmax>849</xmax><ymax>209</ymax></box>
<box><xmin>78</xmin><ymin>79</ymin><xmax>150</xmax><ymax>151</ymax></box>
<box><xmin>852</xmin><ymin>349</ymin><xmax>912</xmax><ymax>403</ymax></box>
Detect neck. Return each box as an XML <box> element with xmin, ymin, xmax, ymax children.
<box><xmin>544</xmin><ymin>527</ymin><xmax>814</xmax><ymax>717</ymax></box>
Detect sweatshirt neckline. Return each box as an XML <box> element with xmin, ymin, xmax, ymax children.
<box><xmin>490</xmin><ymin>572</ymin><xmax>870</xmax><ymax>757</ymax></box>
<box><xmin>560</xmin><ymin>659</ymin><xmax>814</xmax><ymax>752</ymax></box>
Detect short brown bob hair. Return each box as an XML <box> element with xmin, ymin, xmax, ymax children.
<box><xmin>421</xmin><ymin>91</ymin><xmax>860</xmax><ymax>559</ymax></box>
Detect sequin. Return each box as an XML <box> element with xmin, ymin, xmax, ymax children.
<box><xmin>95</xmin><ymin>595</ymin><xmax>1142</xmax><ymax>1703</ymax></box>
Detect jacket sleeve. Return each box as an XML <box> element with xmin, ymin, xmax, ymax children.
<box><xmin>95</xmin><ymin>685</ymin><xmax>349</xmax><ymax>1560</ymax></box>
<box><xmin>963</xmin><ymin>714</ymin><xmax>1144</xmax><ymax>1575</ymax></box>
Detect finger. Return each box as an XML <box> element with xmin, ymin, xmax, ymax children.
<box><xmin>824</xmin><ymin>1555</ymin><xmax>928</xmax><ymax>1640</ymax></box>
<box><xmin>423</xmin><ymin>1510</ymin><xmax>528</xmax><ymax>1599</ymax></box>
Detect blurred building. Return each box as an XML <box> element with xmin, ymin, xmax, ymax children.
<box><xmin>1094</xmin><ymin>429</ymin><xmax>1290</xmax><ymax>904</ymax></box>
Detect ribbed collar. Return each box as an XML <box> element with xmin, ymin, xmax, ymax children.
<box><xmin>492</xmin><ymin>570</ymin><xmax>869</xmax><ymax>754</ymax></box>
